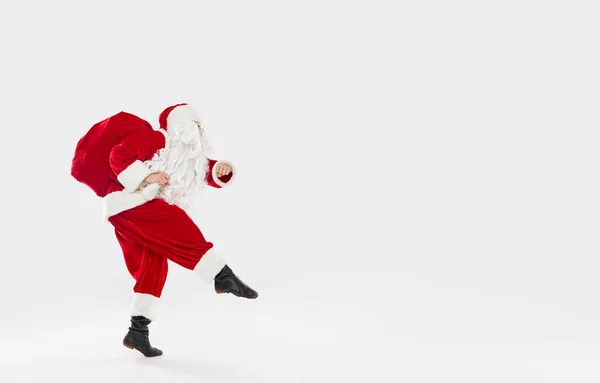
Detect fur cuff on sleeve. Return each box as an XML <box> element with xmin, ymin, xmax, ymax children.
<box><xmin>118</xmin><ymin>160</ymin><xmax>152</xmax><ymax>193</ymax></box>
<box><xmin>211</xmin><ymin>161</ymin><xmax>236</xmax><ymax>187</ymax></box>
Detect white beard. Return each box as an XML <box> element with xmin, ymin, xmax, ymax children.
<box><xmin>144</xmin><ymin>121</ymin><xmax>212</xmax><ymax>210</ymax></box>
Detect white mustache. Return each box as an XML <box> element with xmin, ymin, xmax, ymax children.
<box><xmin>168</xmin><ymin>121</ymin><xmax>207</xmax><ymax>159</ymax></box>
<box><xmin>178</xmin><ymin>121</ymin><xmax>200</xmax><ymax>143</ymax></box>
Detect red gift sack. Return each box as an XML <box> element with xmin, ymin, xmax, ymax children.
<box><xmin>71</xmin><ymin>111</ymin><xmax>153</xmax><ymax>197</ymax></box>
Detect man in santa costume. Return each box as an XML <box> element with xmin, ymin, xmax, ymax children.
<box><xmin>102</xmin><ymin>103</ymin><xmax>258</xmax><ymax>357</ymax></box>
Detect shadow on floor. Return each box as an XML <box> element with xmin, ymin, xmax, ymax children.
<box><xmin>133</xmin><ymin>357</ymin><xmax>245</xmax><ymax>382</ymax></box>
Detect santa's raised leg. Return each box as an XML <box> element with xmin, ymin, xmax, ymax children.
<box><xmin>102</xmin><ymin>103</ymin><xmax>257</xmax><ymax>357</ymax></box>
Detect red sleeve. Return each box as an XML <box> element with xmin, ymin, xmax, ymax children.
<box><xmin>109</xmin><ymin>129</ymin><xmax>166</xmax><ymax>192</ymax></box>
<box><xmin>205</xmin><ymin>158</ymin><xmax>235</xmax><ymax>188</ymax></box>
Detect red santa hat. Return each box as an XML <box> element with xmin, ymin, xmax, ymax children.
<box><xmin>158</xmin><ymin>103</ymin><xmax>202</xmax><ymax>131</ymax></box>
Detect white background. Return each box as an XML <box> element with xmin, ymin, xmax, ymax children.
<box><xmin>1</xmin><ymin>1</ymin><xmax>599</xmax><ymax>382</ymax></box>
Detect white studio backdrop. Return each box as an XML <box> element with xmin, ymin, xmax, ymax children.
<box><xmin>1</xmin><ymin>1</ymin><xmax>599</xmax><ymax>382</ymax></box>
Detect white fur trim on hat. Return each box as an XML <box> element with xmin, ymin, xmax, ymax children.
<box><xmin>211</xmin><ymin>160</ymin><xmax>236</xmax><ymax>187</ymax></box>
<box><xmin>193</xmin><ymin>249</ymin><xmax>227</xmax><ymax>283</ymax></box>
<box><xmin>167</xmin><ymin>104</ymin><xmax>201</xmax><ymax>129</ymax></box>
<box><xmin>130</xmin><ymin>293</ymin><xmax>159</xmax><ymax>321</ymax></box>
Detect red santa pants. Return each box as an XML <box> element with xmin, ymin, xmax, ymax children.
<box><xmin>108</xmin><ymin>199</ymin><xmax>227</xmax><ymax>320</ymax></box>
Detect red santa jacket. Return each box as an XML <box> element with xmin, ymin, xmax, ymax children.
<box><xmin>101</xmin><ymin>126</ymin><xmax>234</xmax><ymax>220</ymax></box>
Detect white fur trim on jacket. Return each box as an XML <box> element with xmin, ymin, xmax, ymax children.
<box><xmin>167</xmin><ymin>104</ymin><xmax>202</xmax><ymax>128</ymax></box>
<box><xmin>131</xmin><ymin>293</ymin><xmax>159</xmax><ymax>321</ymax></box>
<box><xmin>117</xmin><ymin>160</ymin><xmax>152</xmax><ymax>193</ymax></box>
<box><xmin>101</xmin><ymin>183</ymin><xmax>160</xmax><ymax>220</ymax></box>
<box><xmin>212</xmin><ymin>161</ymin><xmax>236</xmax><ymax>187</ymax></box>
<box><xmin>193</xmin><ymin>249</ymin><xmax>227</xmax><ymax>283</ymax></box>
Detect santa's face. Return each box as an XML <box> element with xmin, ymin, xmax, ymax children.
<box><xmin>146</xmin><ymin>118</ymin><xmax>211</xmax><ymax>209</ymax></box>
<box><xmin>165</xmin><ymin>118</ymin><xmax>206</xmax><ymax>152</ymax></box>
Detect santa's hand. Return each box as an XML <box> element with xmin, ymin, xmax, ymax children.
<box><xmin>144</xmin><ymin>172</ymin><xmax>170</xmax><ymax>186</ymax></box>
<box><xmin>215</xmin><ymin>163</ymin><xmax>232</xmax><ymax>178</ymax></box>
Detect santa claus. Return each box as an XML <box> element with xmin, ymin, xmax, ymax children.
<box><xmin>102</xmin><ymin>103</ymin><xmax>258</xmax><ymax>357</ymax></box>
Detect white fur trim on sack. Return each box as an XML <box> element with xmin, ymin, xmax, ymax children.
<box><xmin>193</xmin><ymin>249</ymin><xmax>227</xmax><ymax>283</ymax></box>
<box><xmin>117</xmin><ymin>160</ymin><xmax>152</xmax><ymax>193</ymax></box>
<box><xmin>130</xmin><ymin>293</ymin><xmax>159</xmax><ymax>321</ymax></box>
<box><xmin>101</xmin><ymin>183</ymin><xmax>160</xmax><ymax>220</ymax></box>
<box><xmin>212</xmin><ymin>161</ymin><xmax>236</xmax><ymax>187</ymax></box>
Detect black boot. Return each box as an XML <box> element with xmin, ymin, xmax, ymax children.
<box><xmin>214</xmin><ymin>265</ymin><xmax>258</xmax><ymax>299</ymax></box>
<box><xmin>123</xmin><ymin>316</ymin><xmax>163</xmax><ymax>357</ymax></box>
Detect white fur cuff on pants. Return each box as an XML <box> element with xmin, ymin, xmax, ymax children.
<box><xmin>193</xmin><ymin>249</ymin><xmax>227</xmax><ymax>283</ymax></box>
<box><xmin>130</xmin><ymin>293</ymin><xmax>159</xmax><ymax>321</ymax></box>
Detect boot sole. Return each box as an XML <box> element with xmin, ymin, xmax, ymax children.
<box><xmin>216</xmin><ymin>290</ymin><xmax>258</xmax><ymax>299</ymax></box>
<box><xmin>123</xmin><ymin>342</ymin><xmax>134</xmax><ymax>350</ymax></box>
<box><xmin>123</xmin><ymin>342</ymin><xmax>162</xmax><ymax>357</ymax></box>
